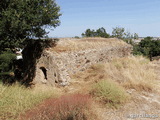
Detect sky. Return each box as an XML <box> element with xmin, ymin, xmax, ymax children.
<box><xmin>47</xmin><ymin>0</ymin><xmax>160</xmax><ymax>38</ymax></box>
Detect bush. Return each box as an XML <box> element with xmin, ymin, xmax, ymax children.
<box><xmin>0</xmin><ymin>51</ymin><xmax>16</xmax><ymax>72</ymax></box>
<box><xmin>91</xmin><ymin>80</ymin><xmax>129</xmax><ymax>108</ymax></box>
<box><xmin>0</xmin><ymin>51</ymin><xmax>16</xmax><ymax>83</ymax></box>
<box><xmin>22</xmin><ymin>94</ymin><xmax>95</xmax><ymax>120</ymax></box>
<box><xmin>52</xmin><ymin>94</ymin><xmax>92</xmax><ymax>120</ymax></box>
<box><xmin>133</xmin><ymin>37</ymin><xmax>160</xmax><ymax>60</ymax></box>
<box><xmin>0</xmin><ymin>72</ymin><xmax>15</xmax><ymax>84</ymax></box>
<box><xmin>74</xmin><ymin>36</ymin><xmax>80</xmax><ymax>39</ymax></box>
<box><xmin>82</xmin><ymin>27</ymin><xmax>110</xmax><ymax>38</ymax></box>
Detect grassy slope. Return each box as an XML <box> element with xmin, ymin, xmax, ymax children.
<box><xmin>0</xmin><ymin>84</ymin><xmax>57</xmax><ymax>120</ymax></box>
<box><xmin>71</xmin><ymin>56</ymin><xmax>157</xmax><ymax>107</ymax></box>
<box><xmin>0</xmin><ymin>56</ymin><xmax>158</xmax><ymax>120</ymax></box>
<box><xmin>72</xmin><ymin>56</ymin><xmax>156</xmax><ymax>92</ymax></box>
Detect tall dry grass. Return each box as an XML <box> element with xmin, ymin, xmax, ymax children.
<box><xmin>0</xmin><ymin>84</ymin><xmax>56</xmax><ymax>120</ymax></box>
<box><xmin>73</xmin><ymin>56</ymin><xmax>156</xmax><ymax>96</ymax></box>
<box><xmin>104</xmin><ymin>56</ymin><xmax>156</xmax><ymax>91</ymax></box>
<box><xmin>72</xmin><ymin>56</ymin><xmax>156</xmax><ymax>108</ymax></box>
<box><xmin>51</xmin><ymin>38</ymin><xmax>128</xmax><ymax>52</ymax></box>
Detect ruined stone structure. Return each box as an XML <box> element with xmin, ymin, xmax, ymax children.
<box><xmin>22</xmin><ymin>38</ymin><xmax>132</xmax><ymax>86</ymax></box>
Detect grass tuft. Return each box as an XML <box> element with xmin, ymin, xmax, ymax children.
<box><xmin>91</xmin><ymin>80</ymin><xmax>129</xmax><ymax>108</ymax></box>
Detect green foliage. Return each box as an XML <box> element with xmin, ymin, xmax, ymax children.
<box><xmin>92</xmin><ymin>80</ymin><xmax>129</xmax><ymax>108</ymax></box>
<box><xmin>82</xmin><ymin>27</ymin><xmax>110</xmax><ymax>38</ymax></box>
<box><xmin>0</xmin><ymin>51</ymin><xmax>16</xmax><ymax>85</ymax></box>
<box><xmin>82</xmin><ymin>29</ymin><xmax>92</xmax><ymax>37</ymax></box>
<box><xmin>133</xmin><ymin>33</ymin><xmax>139</xmax><ymax>39</ymax></box>
<box><xmin>132</xmin><ymin>44</ymin><xmax>143</xmax><ymax>55</ymax></box>
<box><xmin>123</xmin><ymin>39</ymin><xmax>134</xmax><ymax>45</ymax></box>
<box><xmin>74</xmin><ymin>36</ymin><xmax>80</xmax><ymax>39</ymax></box>
<box><xmin>0</xmin><ymin>51</ymin><xmax>16</xmax><ymax>72</ymax></box>
<box><xmin>133</xmin><ymin>37</ymin><xmax>160</xmax><ymax>60</ymax></box>
<box><xmin>0</xmin><ymin>0</ymin><xmax>61</xmax><ymax>51</ymax></box>
<box><xmin>112</xmin><ymin>27</ymin><xmax>125</xmax><ymax>39</ymax></box>
<box><xmin>112</xmin><ymin>27</ymin><xmax>139</xmax><ymax>38</ymax></box>
<box><xmin>95</xmin><ymin>27</ymin><xmax>110</xmax><ymax>38</ymax></box>
<box><xmin>111</xmin><ymin>27</ymin><xmax>138</xmax><ymax>45</ymax></box>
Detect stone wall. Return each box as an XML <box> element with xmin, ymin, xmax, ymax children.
<box><xmin>22</xmin><ymin>38</ymin><xmax>132</xmax><ymax>86</ymax></box>
<box><xmin>32</xmin><ymin>51</ymin><xmax>60</xmax><ymax>86</ymax></box>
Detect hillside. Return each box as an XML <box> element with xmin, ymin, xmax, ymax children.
<box><xmin>1</xmin><ymin>38</ymin><xmax>160</xmax><ymax>120</ymax></box>
<box><xmin>18</xmin><ymin>56</ymin><xmax>160</xmax><ymax>120</ymax></box>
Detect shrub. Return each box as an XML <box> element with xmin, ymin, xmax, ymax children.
<box><xmin>91</xmin><ymin>80</ymin><xmax>129</xmax><ymax>108</ymax></box>
<box><xmin>74</xmin><ymin>36</ymin><xmax>80</xmax><ymax>39</ymax></box>
<box><xmin>52</xmin><ymin>94</ymin><xmax>92</xmax><ymax>120</ymax></box>
<box><xmin>133</xmin><ymin>37</ymin><xmax>160</xmax><ymax>60</ymax></box>
<box><xmin>0</xmin><ymin>51</ymin><xmax>16</xmax><ymax>72</ymax></box>
<box><xmin>0</xmin><ymin>51</ymin><xmax>16</xmax><ymax>83</ymax></box>
<box><xmin>82</xmin><ymin>27</ymin><xmax>110</xmax><ymax>38</ymax></box>
<box><xmin>0</xmin><ymin>72</ymin><xmax>15</xmax><ymax>84</ymax></box>
<box><xmin>23</xmin><ymin>94</ymin><xmax>95</xmax><ymax>120</ymax></box>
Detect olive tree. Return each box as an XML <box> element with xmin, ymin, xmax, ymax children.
<box><xmin>0</xmin><ymin>0</ymin><xmax>61</xmax><ymax>52</ymax></box>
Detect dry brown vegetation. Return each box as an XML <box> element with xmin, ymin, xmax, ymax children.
<box><xmin>72</xmin><ymin>56</ymin><xmax>156</xmax><ymax>92</ymax></box>
<box><xmin>1</xmin><ymin>55</ymin><xmax>159</xmax><ymax>120</ymax></box>
<box><xmin>51</xmin><ymin>37</ymin><xmax>128</xmax><ymax>52</ymax></box>
<box><xmin>20</xmin><ymin>94</ymin><xmax>97</xmax><ymax>120</ymax></box>
<box><xmin>69</xmin><ymin>56</ymin><xmax>159</xmax><ymax>119</ymax></box>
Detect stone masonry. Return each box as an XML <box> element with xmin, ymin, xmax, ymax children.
<box><xmin>22</xmin><ymin>38</ymin><xmax>132</xmax><ymax>86</ymax></box>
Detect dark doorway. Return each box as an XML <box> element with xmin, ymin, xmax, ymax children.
<box><xmin>40</xmin><ymin>67</ymin><xmax>47</xmax><ymax>80</ymax></box>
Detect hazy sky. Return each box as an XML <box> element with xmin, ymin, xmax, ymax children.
<box><xmin>47</xmin><ymin>0</ymin><xmax>160</xmax><ymax>37</ymax></box>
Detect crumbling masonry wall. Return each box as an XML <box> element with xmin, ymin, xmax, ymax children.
<box><xmin>22</xmin><ymin>39</ymin><xmax>132</xmax><ymax>86</ymax></box>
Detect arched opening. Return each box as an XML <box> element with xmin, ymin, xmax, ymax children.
<box><xmin>40</xmin><ymin>67</ymin><xmax>47</xmax><ymax>80</ymax></box>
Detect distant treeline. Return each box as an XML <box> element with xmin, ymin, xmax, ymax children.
<box><xmin>81</xmin><ymin>27</ymin><xmax>160</xmax><ymax>60</ymax></box>
<box><xmin>81</xmin><ymin>27</ymin><xmax>139</xmax><ymax>40</ymax></box>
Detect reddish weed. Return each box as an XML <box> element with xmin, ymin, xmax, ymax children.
<box><xmin>21</xmin><ymin>94</ymin><xmax>93</xmax><ymax>120</ymax></box>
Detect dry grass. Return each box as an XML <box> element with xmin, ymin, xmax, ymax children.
<box><xmin>21</xmin><ymin>94</ymin><xmax>97</xmax><ymax>120</ymax></box>
<box><xmin>0</xmin><ymin>84</ymin><xmax>57</xmax><ymax>120</ymax></box>
<box><xmin>71</xmin><ymin>56</ymin><xmax>157</xmax><ymax>110</ymax></box>
<box><xmin>51</xmin><ymin>37</ymin><xmax>128</xmax><ymax>52</ymax></box>
<box><xmin>72</xmin><ymin>56</ymin><xmax>156</xmax><ymax>92</ymax></box>
<box><xmin>91</xmin><ymin>80</ymin><xmax>130</xmax><ymax>108</ymax></box>
<box><xmin>105</xmin><ymin>56</ymin><xmax>156</xmax><ymax>91</ymax></box>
